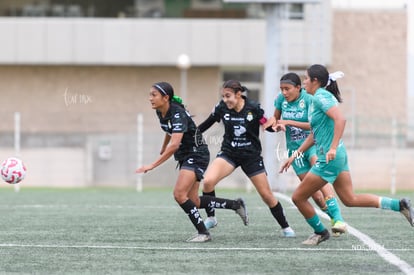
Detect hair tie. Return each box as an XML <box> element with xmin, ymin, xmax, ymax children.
<box><xmin>172</xmin><ymin>95</ymin><xmax>183</xmax><ymax>104</ymax></box>
<box><xmin>326</xmin><ymin>71</ymin><xmax>344</xmax><ymax>87</ymax></box>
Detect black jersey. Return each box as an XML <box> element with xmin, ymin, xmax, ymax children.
<box><xmin>156</xmin><ymin>102</ymin><xmax>208</xmax><ymax>161</ymax></box>
<box><xmin>199</xmin><ymin>97</ymin><xmax>264</xmax><ymax>156</ymax></box>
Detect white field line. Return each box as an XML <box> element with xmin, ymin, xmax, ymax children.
<box><xmin>0</xmin><ymin>205</ymin><xmax>170</xmax><ymax>209</ymax></box>
<box><xmin>275</xmin><ymin>192</ymin><xmax>414</xmax><ymax>275</ymax></box>
<box><xmin>0</xmin><ymin>243</ymin><xmax>412</xmax><ymax>252</ymax></box>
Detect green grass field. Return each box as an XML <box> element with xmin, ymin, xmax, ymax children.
<box><xmin>0</xmin><ymin>186</ymin><xmax>413</xmax><ymax>274</ymax></box>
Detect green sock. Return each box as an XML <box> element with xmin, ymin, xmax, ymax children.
<box><xmin>321</xmin><ymin>205</ymin><xmax>329</xmax><ymax>215</ymax></box>
<box><xmin>326</xmin><ymin>197</ymin><xmax>344</xmax><ymax>222</ymax></box>
<box><xmin>380</xmin><ymin>197</ymin><xmax>400</xmax><ymax>211</ymax></box>
<box><xmin>306</xmin><ymin>214</ymin><xmax>326</xmax><ymax>233</ymax></box>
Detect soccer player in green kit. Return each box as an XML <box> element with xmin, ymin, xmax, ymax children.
<box><xmin>264</xmin><ymin>72</ymin><xmax>346</xmax><ymax>237</ymax></box>
<box><xmin>280</xmin><ymin>64</ymin><xmax>414</xmax><ymax>245</ymax></box>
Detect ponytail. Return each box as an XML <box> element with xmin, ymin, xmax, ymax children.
<box><xmin>307</xmin><ymin>64</ymin><xmax>343</xmax><ymax>103</ymax></box>
<box><xmin>325</xmin><ymin>71</ymin><xmax>344</xmax><ymax>103</ymax></box>
<box><xmin>325</xmin><ymin>80</ymin><xmax>342</xmax><ymax>103</ymax></box>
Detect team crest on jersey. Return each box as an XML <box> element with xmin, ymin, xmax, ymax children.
<box><xmin>299</xmin><ymin>99</ymin><xmax>305</xmax><ymax>109</ymax></box>
<box><xmin>246</xmin><ymin>112</ymin><xmax>253</xmax><ymax>121</ymax></box>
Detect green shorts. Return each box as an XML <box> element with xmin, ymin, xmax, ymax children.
<box><xmin>290</xmin><ymin>146</ymin><xmax>316</xmax><ymax>176</ymax></box>
<box><xmin>309</xmin><ymin>146</ymin><xmax>349</xmax><ymax>183</ymax></box>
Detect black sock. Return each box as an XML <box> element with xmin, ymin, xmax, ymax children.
<box><xmin>199</xmin><ymin>195</ymin><xmax>240</xmax><ymax>211</ymax></box>
<box><xmin>270</xmin><ymin>202</ymin><xmax>289</xmax><ymax>229</ymax></box>
<box><xmin>179</xmin><ymin>199</ymin><xmax>208</xmax><ymax>234</ymax></box>
<box><xmin>202</xmin><ymin>190</ymin><xmax>216</xmax><ymax>217</ymax></box>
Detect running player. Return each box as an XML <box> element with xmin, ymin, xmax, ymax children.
<box><xmin>198</xmin><ymin>80</ymin><xmax>296</xmax><ymax>237</ymax></box>
<box><xmin>264</xmin><ymin>72</ymin><xmax>347</xmax><ymax>236</ymax></box>
<box><xmin>280</xmin><ymin>64</ymin><xmax>414</xmax><ymax>245</ymax></box>
<box><xmin>136</xmin><ymin>81</ymin><xmax>247</xmax><ymax>243</ymax></box>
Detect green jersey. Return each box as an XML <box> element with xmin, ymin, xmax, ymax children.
<box><xmin>309</xmin><ymin>87</ymin><xmax>344</xmax><ymax>159</ymax></box>
<box><xmin>275</xmin><ymin>89</ymin><xmax>312</xmax><ymax>152</ymax></box>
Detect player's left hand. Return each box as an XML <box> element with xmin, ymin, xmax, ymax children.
<box><xmin>279</xmin><ymin>156</ymin><xmax>294</xmax><ymax>173</ymax></box>
<box><xmin>136</xmin><ymin>165</ymin><xmax>154</xmax><ymax>173</ymax></box>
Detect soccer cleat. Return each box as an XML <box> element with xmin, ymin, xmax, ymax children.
<box><xmin>400</xmin><ymin>198</ymin><xmax>414</xmax><ymax>227</ymax></box>
<box><xmin>281</xmin><ymin>226</ymin><xmax>296</xmax><ymax>238</ymax></box>
<box><xmin>186</xmin><ymin>233</ymin><xmax>212</xmax><ymax>243</ymax></box>
<box><xmin>204</xmin><ymin>217</ymin><xmax>218</xmax><ymax>229</ymax></box>
<box><xmin>302</xmin><ymin>229</ymin><xmax>330</xmax><ymax>245</ymax></box>
<box><xmin>331</xmin><ymin>221</ymin><xmax>347</xmax><ymax>236</ymax></box>
<box><xmin>235</xmin><ymin>198</ymin><xmax>249</xmax><ymax>226</ymax></box>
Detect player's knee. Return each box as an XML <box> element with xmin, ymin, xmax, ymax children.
<box><xmin>341</xmin><ymin>197</ymin><xmax>354</xmax><ymax>207</ymax></box>
<box><xmin>291</xmin><ymin>192</ymin><xmax>303</xmax><ymax>206</ymax></box>
<box><xmin>202</xmin><ymin>178</ymin><xmax>215</xmax><ymax>192</ymax></box>
<box><xmin>173</xmin><ymin>190</ymin><xmax>186</xmax><ymax>204</ymax></box>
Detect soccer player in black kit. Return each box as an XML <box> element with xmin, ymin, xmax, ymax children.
<box><xmin>136</xmin><ymin>81</ymin><xmax>247</xmax><ymax>243</ymax></box>
<box><xmin>198</xmin><ymin>80</ymin><xmax>296</xmax><ymax>237</ymax></box>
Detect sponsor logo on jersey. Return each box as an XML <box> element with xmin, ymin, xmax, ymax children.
<box><xmin>231</xmin><ymin>117</ymin><xmax>244</xmax><ymax>121</ymax></box>
<box><xmin>224</xmin><ymin>113</ymin><xmax>230</xmax><ymax>120</ymax></box>
<box><xmin>234</xmin><ymin>125</ymin><xmax>246</xmax><ymax>137</ymax></box>
<box><xmin>289</xmin><ymin>126</ymin><xmax>308</xmax><ymax>141</ymax></box>
<box><xmin>284</xmin><ymin>110</ymin><xmax>305</xmax><ymax>119</ymax></box>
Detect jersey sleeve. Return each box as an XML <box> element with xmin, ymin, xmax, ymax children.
<box><xmin>274</xmin><ymin>93</ymin><xmax>284</xmax><ymax>110</ymax></box>
<box><xmin>211</xmin><ymin>101</ymin><xmax>224</xmax><ymax>122</ymax></box>
<box><xmin>314</xmin><ymin>90</ymin><xmax>338</xmax><ymax>113</ymax></box>
<box><xmin>198</xmin><ymin>114</ymin><xmax>216</xmax><ymax>133</ymax></box>
<box><xmin>257</xmin><ymin>103</ymin><xmax>265</xmax><ymax>120</ymax></box>
<box><xmin>197</xmin><ymin>101</ymin><xmax>222</xmax><ymax>133</ymax></box>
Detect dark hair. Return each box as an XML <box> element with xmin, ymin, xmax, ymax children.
<box><xmin>222</xmin><ymin>80</ymin><xmax>248</xmax><ymax>94</ymax></box>
<box><xmin>280</xmin><ymin>72</ymin><xmax>301</xmax><ymax>87</ymax></box>
<box><xmin>152</xmin><ymin>81</ymin><xmax>184</xmax><ymax>107</ymax></box>
<box><xmin>307</xmin><ymin>64</ymin><xmax>342</xmax><ymax>103</ymax></box>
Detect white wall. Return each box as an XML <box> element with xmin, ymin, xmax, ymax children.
<box><xmin>0</xmin><ymin>148</ymin><xmax>87</xmax><ymax>187</ymax></box>
<box><xmin>0</xmin><ymin>15</ymin><xmax>331</xmax><ymax>66</ymax></box>
<box><xmin>332</xmin><ymin>0</ymin><xmax>406</xmax><ymax>10</ymax></box>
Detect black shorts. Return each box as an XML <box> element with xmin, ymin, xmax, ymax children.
<box><xmin>178</xmin><ymin>152</ymin><xmax>210</xmax><ymax>182</ymax></box>
<box><xmin>216</xmin><ymin>151</ymin><xmax>266</xmax><ymax>178</ymax></box>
